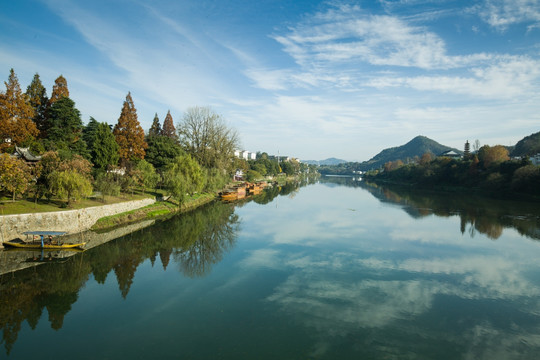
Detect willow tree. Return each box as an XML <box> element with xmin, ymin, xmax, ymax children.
<box><xmin>177</xmin><ymin>106</ymin><xmax>239</xmax><ymax>172</ymax></box>
<box><xmin>0</xmin><ymin>69</ymin><xmax>38</xmax><ymax>151</ymax></box>
<box><xmin>49</xmin><ymin>75</ymin><xmax>69</xmax><ymax>104</ymax></box>
<box><xmin>164</xmin><ymin>154</ymin><xmax>204</xmax><ymax>207</ymax></box>
<box><xmin>113</xmin><ymin>92</ymin><xmax>147</xmax><ymax>166</ymax></box>
<box><xmin>162</xmin><ymin>110</ymin><xmax>177</xmax><ymax>141</ymax></box>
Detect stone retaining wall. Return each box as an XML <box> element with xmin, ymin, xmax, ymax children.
<box><xmin>0</xmin><ymin>198</ymin><xmax>155</xmax><ymax>245</ymax></box>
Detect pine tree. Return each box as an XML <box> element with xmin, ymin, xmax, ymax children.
<box><xmin>49</xmin><ymin>75</ymin><xmax>69</xmax><ymax>104</ymax></box>
<box><xmin>161</xmin><ymin>110</ymin><xmax>177</xmax><ymax>140</ymax></box>
<box><xmin>82</xmin><ymin>117</ymin><xmax>100</xmax><ymax>147</ymax></box>
<box><xmin>148</xmin><ymin>113</ymin><xmax>161</xmax><ymax>137</ymax></box>
<box><xmin>113</xmin><ymin>92</ymin><xmax>147</xmax><ymax>165</ymax></box>
<box><xmin>46</xmin><ymin>97</ymin><xmax>88</xmax><ymax>157</ymax></box>
<box><xmin>0</xmin><ymin>69</ymin><xmax>38</xmax><ymax>151</ymax></box>
<box><xmin>93</xmin><ymin>122</ymin><xmax>119</xmax><ymax>171</ymax></box>
<box><xmin>25</xmin><ymin>73</ymin><xmax>49</xmax><ymax>137</ymax></box>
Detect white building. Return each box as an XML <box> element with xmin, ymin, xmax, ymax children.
<box><xmin>235</xmin><ymin>150</ymin><xmax>257</xmax><ymax>160</ymax></box>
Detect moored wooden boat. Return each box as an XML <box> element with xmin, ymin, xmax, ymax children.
<box><xmin>2</xmin><ymin>231</ymin><xmax>86</xmax><ymax>250</ymax></box>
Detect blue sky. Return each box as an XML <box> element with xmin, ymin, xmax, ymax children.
<box><xmin>1</xmin><ymin>0</ymin><xmax>539</xmax><ymax>161</ymax></box>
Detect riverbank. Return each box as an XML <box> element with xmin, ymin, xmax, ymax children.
<box><xmin>364</xmin><ymin>177</ymin><xmax>540</xmax><ymax>202</ymax></box>
<box><xmin>91</xmin><ymin>192</ymin><xmax>217</xmax><ymax>231</ymax></box>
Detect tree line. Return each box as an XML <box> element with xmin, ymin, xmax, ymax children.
<box><xmin>365</xmin><ymin>144</ymin><xmax>540</xmax><ymax>196</ymax></box>
<box><xmin>0</xmin><ymin>69</ymin><xmax>242</xmax><ymax>205</ymax></box>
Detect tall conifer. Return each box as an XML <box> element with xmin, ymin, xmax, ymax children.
<box><xmin>113</xmin><ymin>92</ymin><xmax>147</xmax><ymax>165</ymax></box>
<box><xmin>49</xmin><ymin>75</ymin><xmax>69</xmax><ymax>104</ymax></box>
<box><xmin>93</xmin><ymin>122</ymin><xmax>119</xmax><ymax>170</ymax></box>
<box><xmin>46</xmin><ymin>97</ymin><xmax>88</xmax><ymax>157</ymax></box>
<box><xmin>148</xmin><ymin>113</ymin><xmax>161</xmax><ymax>137</ymax></box>
<box><xmin>162</xmin><ymin>110</ymin><xmax>177</xmax><ymax>141</ymax></box>
<box><xmin>0</xmin><ymin>69</ymin><xmax>38</xmax><ymax>151</ymax></box>
<box><xmin>25</xmin><ymin>73</ymin><xmax>49</xmax><ymax>137</ymax></box>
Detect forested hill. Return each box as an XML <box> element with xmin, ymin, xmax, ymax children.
<box><xmin>511</xmin><ymin>131</ymin><xmax>540</xmax><ymax>157</ymax></box>
<box><xmin>362</xmin><ymin>135</ymin><xmax>459</xmax><ymax>170</ymax></box>
<box><xmin>302</xmin><ymin>158</ymin><xmax>347</xmax><ymax>166</ymax></box>
<box><xmin>318</xmin><ymin>135</ymin><xmax>459</xmax><ymax>174</ymax></box>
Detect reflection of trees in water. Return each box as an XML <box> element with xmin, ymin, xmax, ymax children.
<box><xmin>0</xmin><ymin>201</ymin><xmax>239</xmax><ymax>354</ymax></box>
<box><xmin>252</xmin><ymin>176</ymin><xmax>318</xmax><ymax>205</ymax></box>
<box><xmin>0</xmin><ymin>257</ymin><xmax>91</xmax><ymax>355</ymax></box>
<box><xmin>359</xmin><ymin>181</ymin><xmax>540</xmax><ymax>241</ymax></box>
<box><xmin>166</xmin><ymin>202</ymin><xmax>239</xmax><ymax>277</ymax></box>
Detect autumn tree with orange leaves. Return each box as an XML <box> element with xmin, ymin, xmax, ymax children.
<box><xmin>162</xmin><ymin>110</ymin><xmax>177</xmax><ymax>141</ymax></box>
<box><xmin>49</xmin><ymin>75</ymin><xmax>69</xmax><ymax>105</ymax></box>
<box><xmin>0</xmin><ymin>69</ymin><xmax>38</xmax><ymax>151</ymax></box>
<box><xmin>113</xmin><ymin>92</ymin><xmax>147</xmax><ymax>166</ymax></box>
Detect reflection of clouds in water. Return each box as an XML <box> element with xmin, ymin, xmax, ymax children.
<box><xmin>268</xmin><ymin>275</ymin><xmax>436</xmax><ymax>329</ymax></box>
<box><xmin>360</xmin><ymin>256</ymin><xmax>540</xmax><ymax>299</ymax></box>
<box><xmin>259</xmin><ymin>251</ymin><xmax>540</xmax><ymax>356</ymax></box>
<box><xmin>239</xmin><ymin>249</ymin><xmax>281</xmax><ymax>269</ymax></box>
<box><xmin>461</xmin><ymin>323</ymin><xmax>540</xmax><ymax>360</ymax></box>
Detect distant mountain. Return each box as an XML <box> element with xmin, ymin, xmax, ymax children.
<box><xmin>303</xmin><ymin>157</ymin><xmax>348</xmax><ymax>166</ymax></box>
<box><xmin>511</xmin><ymin>131</ymin><xmax>540</xmax><ymax>157</ymax></box>
<box><xmin>359</xmin><ymin>135</ymin><xmax>461</xmax><ymax>171</ymax></box>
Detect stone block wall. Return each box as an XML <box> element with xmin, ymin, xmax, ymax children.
<box><xmin>0</xmin><ymin>198</ymin><xmax>155</xmax><ymax>245</ymax></box>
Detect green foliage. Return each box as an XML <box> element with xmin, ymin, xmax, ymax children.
<box><xmin>94</xmin><ymin>172</ymin><xmax>121</xmax><ymax>201</ymax></box>
<box><xmin>48</xmin><ymin>169</ymin><xmax>92</xmax><ymax>206</ymax></box>
<box><xmin>511</xmin><ymin>131</ymin><xmax>540</xmax><ymax>157</ymax></box>
<box><xmin>82</xmin><ymin>117</ymin><xmax>100</xmax><ymax>147</ymax></box>
<box><xmin>511</xmin><ymin>165</ymin><xmax>540</xmax><ymax>194</ymax></box>
<box><xmin>25</xmin><ymin>73</ymin><xmax>49</xmax><ymax>137</ymax></box>
<box><xmin>250</xmin><ymin>157</ymin><xmax>280</xmax><ymax>176</ymax></box>
<box><xmin>246</xmin><ymin>169</ymin><xmax>262</xmax><ymax>182</ymax></box>
<box><xmin>203</xmin><ymin>167</ymin><xmax>229</xmax><ymax>192</ymax></box>
<box><xmin>148</xmin><ymin>113</ymin><xmax>161</xmax><ymax>138</ymax></box>
<box><xmin>136</xmin><ymin>159</ymin><xmax>160</xmax><ymax>193</ymax></box>
<box><xmin>145</xmin><ymin>135</ymin><xmax>183</xmax><ymax>170</ymax></box>
<box><xmin>45</xmin><ymin>97</ymin><xmax>89</xmax><ymax>158</ymax></box>
<box><xmin>91</xmin><ymin>122</ymin><xmax>119</xmax><ymax>171</ymax></box>
<box><xmin>367</xmin><ymin>153</ymin><xmax>540</xmax><ymax>196</ymax></box>
<box><xmin>164</xmin><ymin>154</ymin><xmax>205</xmax><ymax>206</ymax></box>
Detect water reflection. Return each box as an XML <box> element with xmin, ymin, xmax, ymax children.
<box><xmin>319</xmin><ymin>176</ymin><xmax>540</xmax><ymax>241</ymax></box>
<box><xmin>0</xmin><ymin>201</ymin><xmax>239</xmax><ymax>355</ymax></box>
<box><xmin>236</xmin><ymin>177</ymin><xmax>540</xmax><ymax>358</ymax></box>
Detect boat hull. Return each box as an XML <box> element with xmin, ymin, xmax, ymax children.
<box><xmin>2</xmin><ymin>241</ymin><xmax>86</xmax><ymax>250</ymax></box>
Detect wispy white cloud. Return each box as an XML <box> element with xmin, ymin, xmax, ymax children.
<box><xmin>479</xmin><ymin>0</ymin><xmax>540</xmax><ymax>30</ymax></box>
<box><xmin>272</xmin><ymin>4</ymin><xmax>489</xmax><ymax>71</ymax></box>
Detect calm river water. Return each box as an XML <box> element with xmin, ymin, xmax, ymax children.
<box><xmin>2</xmin><ymin>176</ymin><xmax>540</xmax><ymax>359</ymax></box>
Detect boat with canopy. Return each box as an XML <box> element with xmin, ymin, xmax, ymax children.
<box><xmin>2</xmin><ymin>231</ymin><xmax>86</xmax><ymax>250</ymax></box>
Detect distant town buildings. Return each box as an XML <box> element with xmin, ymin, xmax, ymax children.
<box><xmin>234</xmin><ymin>150</ymin><xmax>299</xmax><ymax>163</ymax></box>
<box><xmin>234</xmin><ymin>150</ymin><xmax>256</xmax><ymax>160</ymax></box>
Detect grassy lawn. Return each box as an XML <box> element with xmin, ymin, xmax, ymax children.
<box><xmin>0</xmin><ymin>191</ymin><xmax>156</xmax><ymax>216</ymax></box>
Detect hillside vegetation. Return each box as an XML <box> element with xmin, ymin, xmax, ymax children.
<box><xmin>318</xmin><ymin>135</ymin><xmax>459</xmax><ymax>174</ymax></box>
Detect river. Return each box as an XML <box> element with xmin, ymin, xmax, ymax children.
<box><xmin>2</xmin><ymin>176</ymin><xmax>540</xmax><ymax>359</ymax></box>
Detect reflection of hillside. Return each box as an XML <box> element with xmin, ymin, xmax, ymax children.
<box><xmin>252</xmin><ymin>176</ymin><xmax>317</xmax><ymax>205</ymax></box>
<box><xmin>359</xmin><ymin>181</ymin><xmax>540</xmax><ymax>241</ymax></box>
<box><xmin>0</xmin><ymin>201</ymin><xmax>239</xmax><ymax>355</ymax></box>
